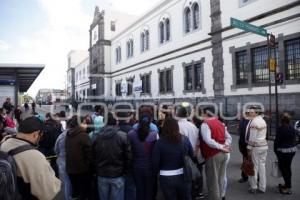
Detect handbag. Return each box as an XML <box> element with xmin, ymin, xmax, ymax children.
<box><xmin>271</xmin><ymin>161</ymin><xmax>282</xmax><ymax>178</ymax></box>
<box><xmin>181</xmin><ymin>137</ymin><xmax>201</xmax><ymax>182</ymax></box>
<box><xmin>241</xmin><ymin>156</ymin><xmax>255</xmax><ymax>176</ymax></box>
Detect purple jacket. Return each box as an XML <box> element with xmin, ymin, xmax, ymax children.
<box><xmin>128</xmin><ymin>129</ymin><xmax>158</xmax><ymax>170</ymax></box>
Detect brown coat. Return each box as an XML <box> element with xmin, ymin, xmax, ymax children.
<box><xmin>65</xmin><ymin>127</ymin><xmax>92</xmax><ymax>174</ymax></box>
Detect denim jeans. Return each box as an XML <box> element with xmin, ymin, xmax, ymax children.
<box><xmin>160</xmin><ymin>174</ymin><xmax>192</xmax><ymax>200</ymax></box>
<box><xmin>98</xmin><ymin>176</ymin><xmax>125</xmax><ymax>200</ymax></box>
<box><xmin>125</xmin><ymin>174</ymin><xmax>136</xmax><ymax>200</ymax></box>
<box><xmin>57</xmin><ymin>163</ymin><xmax>72</xmax><ymax>200</ymax></box>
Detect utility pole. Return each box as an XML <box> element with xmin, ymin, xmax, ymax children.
<box><xmin>268</xmin><ymin>33</ymin><xmax>278</xmax><ymax>137</ymax></box>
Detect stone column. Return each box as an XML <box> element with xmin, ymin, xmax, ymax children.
<box><xmin>210</xmin><ymin>0</ymin><xmax>224</xmax><ymax>97</ymax></box>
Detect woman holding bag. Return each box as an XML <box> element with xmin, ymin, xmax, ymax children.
<box><xmin>274</xmin><ymin>113</ymin><xmax>297</xmax><ymax>195</ymax></box>
<box><xmin>152</xmin><ymin>117</ymin><xmax>194</xmax><ymax>200</ymax></box>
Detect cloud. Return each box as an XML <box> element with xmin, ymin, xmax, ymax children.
<box><xmin>13</xmin><ymin>0</ymin><xmax>161</xmax><ymax>97</ymax></box>
<box><xmin>22</xmin><ymin>0</ymin><xmax>92</xmax><ymax>96</ymax></box>
<box><xmin>0</xmin><ymin>40</ymin><xmax>10</xmax><ymax>51</ymax></box>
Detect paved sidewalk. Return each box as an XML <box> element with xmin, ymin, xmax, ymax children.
<box><xmin>223</xmin><ymin>135</ymin><xmax>300</xmax><ymax>200</ymax></box>
<box><xmin>21</xmin><ymin>106</ymin><xmax>299</xmax><ymax>199</ymax></box>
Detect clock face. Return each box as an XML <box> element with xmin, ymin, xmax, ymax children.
<box><xmin>91</xmin><ymin>25</ymin><xmax>99</xmax><ymax>46</ymax></box>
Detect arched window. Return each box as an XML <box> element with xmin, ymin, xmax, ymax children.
<box><xmin>193</xmin><ymin>3</ymin><xmax>199</xmax><ymax>29</ymax></box>
<box><xmin>159</xmin><ymin>22</ymin><xmax>164</xmax><ymax>44</ymax></box>
<box><xmin>118</xmin><ymin>46</ymin><xmax>121</xmax><ymax>61</ymax></box>
<box><xmin>165</xmin><ymin>18</ymin><xmax>170</xmax><ymax>41</ymax></box>
<box><xmin>141</xmin><ymin>33</ymin><xmax>145</xmax><ymax>52</ymax></box>
<box><xmin>130</xmin><ymin>39</ymin><xmax>134</xmax><ymax>57</ymax></box>
<box><xmin>184</xmin><ymin>8</ymin><xmax>191</xmax><ymax>33</ymax></box>
<box><xmin>145</xmin><ymin>30</ymin><xmax>149</xmax><ymax>50</ymax></box>
<box><xmin>126</xmin><ymin>41</ymin><xmax>130</xmax><ymax>58</ymax></box>
<box><xmin>115</xmin><ymin>48</ymin><xmax>118</xmax><ymax>63</ymax></box>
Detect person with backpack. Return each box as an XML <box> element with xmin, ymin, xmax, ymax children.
<box><xmin>0</xmin><ymin>116</ymin><xmax>61</xmax><ymax>200</ymax></box>
<box><xmin>274</xmin><ymin>113</ymin><xmax>298</xmax><ymax>195</ymax></box>
<box><xmin>92</xmin><ymin>112</ymin><xmax>132</xmax><ymax>200</ymax></box>
<box><xmin>128</xmin><ymin>113</ymin><xmax>158</xmax><ymax>200</ymax></box>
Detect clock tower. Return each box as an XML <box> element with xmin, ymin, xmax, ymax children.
<box><xmin>89</xmin><ymin>6</ymin><xmax>105</xmax><ymax>99</ymax></box>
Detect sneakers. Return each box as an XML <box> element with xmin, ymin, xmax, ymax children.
<box><xmin>248</xmin><ymin>188</ymin><xmax>266</xmax><ymax>194</ymax></box>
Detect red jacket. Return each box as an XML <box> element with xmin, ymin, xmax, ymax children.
<box><xmin>201</xmin><ymin>118</ymin><xmax>225</xmax><ymax>160</ymax></box>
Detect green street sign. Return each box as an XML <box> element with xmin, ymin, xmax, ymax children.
<box><xmin>231</xmin><ymin>17</ymin><xmax>267</xmax><ymax>37</ymax></box>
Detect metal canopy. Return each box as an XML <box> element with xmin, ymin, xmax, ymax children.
<box><xmin>0</xmin><ymin>63</ymin><xmax>44</xmax><ymax>92</ymax></box>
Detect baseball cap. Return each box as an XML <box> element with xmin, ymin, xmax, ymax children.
<box><xmin>18</xmin><ymin>116</ymin><xmax>44</xmax><ymax>134</ymax></box>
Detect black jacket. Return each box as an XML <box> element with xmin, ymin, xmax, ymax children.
<box><xmin>92</xmin><ymin>126</ymin><xmax>132</xmax><ymax>178</ymax></box>
<box><xmin>66</xmin><ymin>127</ymin><xmax>92</xmax><ymax>174</ymax></box>
<box><xmin>274</xmin><ymin>124</ymin><xmax>297</xmax><ymax>152</ymax></box>
<box><xmin>38</xmin><ymin>119</ymin><xmax>62</xmax><ymax>156</ymax></box>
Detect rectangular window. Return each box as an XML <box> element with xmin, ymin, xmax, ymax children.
<box><xmin>115</xmin><ymin>83</ymin><xmax>121</xmax><ymax>96</ymax></box>
<box><xmin>285</xmin><ymin>38</ymin><xmax>300</xmax><ymax>80</ymax></box>
<box><xmin>166</xmin><ymin>69</ymin><xmax>173</xmax><ymax>92</ymax></box>
<box><xmin>159</xmin><ymin>71</ymin><xmax>165</xmax><ymax>93</ymax></box>
<box><xmin>252</xmin><ymin>45</ymin><xmax>278</xmax><ymax>83</ymax></box>
<box><xmin>141</xmin><ymin>74</ymin><xmax>151</xmax><ymax>94</ymax></box>
<box><xmin>185</xmin><ymin>65</ymin><xmax>193</xmax><ymax>90</ymax></box>
<box><xmin>236</xmin><ymin>50</ymin><xmax>248</xmax><ymax>84</ymax></box>
<box><xmin>127</xmin><ymin>79</ymin><xmax>133</xmax><ymax>96</ymax></box>
<box><xmin>194</xmin><ymin>63</ymin><xmax>202</xmax><ymax>90</ymax></box>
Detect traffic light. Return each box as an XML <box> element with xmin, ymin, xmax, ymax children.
<box><xmin>276</xmin><ymin>72</ymin><xmax>283</xmax><ymax>84</ymax></box>
<box><xmin>268</xmin><ymin>34</ymin><xmax>276</xmax><ymax>48</ymax></box>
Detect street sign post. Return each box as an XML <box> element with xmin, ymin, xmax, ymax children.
<box><xmin>231</xmin><ymin>17</ymin><xmax>279</xmax><ymax>138</ymax></box>
<box><xmin>230</xmin><ymin>17</ymin><xmax>267</xmax><ymax>37</ymax></box>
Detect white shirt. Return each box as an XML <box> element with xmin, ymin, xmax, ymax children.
<box><xmin>178</xmin><ymin>118</ymin><xmax>199</xmax><ymax>152</ymax></box>
<box><xmin>246</xmin><ymin>115</ymin><xmax>268</xmax><ymax>150</ymax></box>
<box><xmin>200</xmin><ymin>119</ymin><xmax>232</xmax><ymax>150</ymax></box>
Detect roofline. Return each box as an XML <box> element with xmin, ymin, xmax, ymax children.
<box><xmin>73</xmin><ymin>56</ymin><xmax>89</xmax><ymax>69</ymax></box>
<box><xmin>0</xmin><ymin>63</ymin><xmax>45</xmax><ymax>69</ymax></box>
<box><xmin>111</xmin><ymin>0</ymin><xmax>174</xmax><ymax>41</ymax></box>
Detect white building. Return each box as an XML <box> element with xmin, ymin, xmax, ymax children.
<box><xmin>66</xmin><ymin>50</ymin><xmax>88</xmax><ymax>101</ymax></box>
<box><xmin>84</xmin><ymin>0</ymin><xmax>300</xmax><ymax>115</ymax></box>
<box><xmin>74</xmin><ymin>57</ymin><xmax>89</xmax><ymax>102</ymax></box>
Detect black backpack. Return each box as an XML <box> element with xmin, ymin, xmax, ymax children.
<box><xmin>0</xmin><ymin>144</ymin><xmax>35</xmax><ymax>200</ymax></box>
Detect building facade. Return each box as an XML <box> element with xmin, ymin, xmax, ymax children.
<box><xmin>84</xmin><ymin>0</ymin><xmax>300</xmax><ymax>116</ymax></box>
<box><xmin>66</xmin><ymin>50</ymin><xmax>89</xmax><ymax>101</ymax></box>
<box><xmin>74</xmin><ymin>57</ymin><xmax>90</xmax><ymax>102</ymax></box>
<box><xmin>36</xmin><ymin>89</ymin><xmax>66</xmax><ymax>104</ymax></box>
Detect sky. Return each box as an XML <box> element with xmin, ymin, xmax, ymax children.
<box><xmin>0</xmin><ymin>0</ymin><xmax>162</xmax><ymax>97</ymax></box>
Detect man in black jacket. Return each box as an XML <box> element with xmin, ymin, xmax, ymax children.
<box><xmin>238</xmin><ymin>111</ymin><xmax>250</xmax><ymax>183</ymax></box>
<box><xmin>92</xmin><ymin>112</ymin><xmax>132</xmax><ymax>200</ymax></box>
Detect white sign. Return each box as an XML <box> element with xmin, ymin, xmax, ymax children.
<box><xmin>91</xmin><ymin>25</ymin><xmax>99</xmax><ymax>46</ymax></box>
<box><xmin>92</xmin><ymin>84</ymin><xmax>97</xmax><ymax>89</ymax></box>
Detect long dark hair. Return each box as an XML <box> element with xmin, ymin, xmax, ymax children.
<box><xmin>137</xmin><ymin>115</ymin><xmax>151</xmax><ymax>141</ymax></box>
<box><xmin>161</xmin><ymin>118</ymin><xmax>181</xmax><ymax>143</ymax></box>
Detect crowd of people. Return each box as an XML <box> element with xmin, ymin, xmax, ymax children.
<box><xmin>0</xmin><ymin>98</ymin><xmax>299</xmax><ymax>200</ymax></box>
